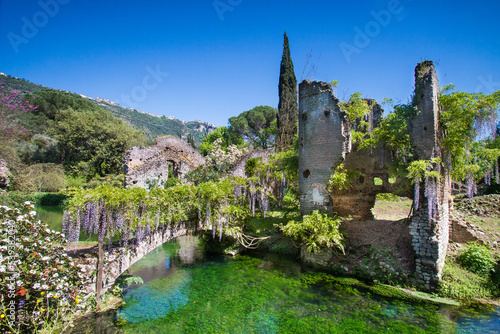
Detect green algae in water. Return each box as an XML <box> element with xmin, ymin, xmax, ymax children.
<box><xmin>116</xmin><ymin>247</ymin><xmax>463</xmax><ymax>333</ymax></box>
<box><xmin>117</xmin><ymin>269</ymin><xmax>190</xmax><ymax>323</ymax></box>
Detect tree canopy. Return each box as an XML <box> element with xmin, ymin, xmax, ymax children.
<box><xmin>228</xmin><ymin>105</ymin><xmax>277</xmax><ymax>150</ymax></box>
<box><xmin>199</xmin><ymin>126</ymin><xmax>244</xmax><ymax>156</ymax></box>
<box><xmin>49</xmin><ymin>107</ymin><xmax>145</xmax><ymax>177</ymax></box>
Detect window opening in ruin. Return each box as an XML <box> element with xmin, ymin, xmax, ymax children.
<box><xmin>324</xmin><ymin>108</ymin><xmax>331</xmax><ymax>117</ymax></box>
<box><xmin>302</xmin><ymin>112</ymin><xmax>308</xmax><ymax>121</ymax></box>
<box><xmin>373</xmin><ymin>177</ymin><xmax>383</xmax><ymax>186</ymax></box>
<box><xmin>303</xmin><ymin>169</ymin><xmax>311</xmax><ymax>178</ymax></box>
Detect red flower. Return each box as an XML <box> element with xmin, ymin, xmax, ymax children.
<box><xmin>15</xmin><ymin>287</ymin><xmax>27</xmax><ymax>297</ymax></box>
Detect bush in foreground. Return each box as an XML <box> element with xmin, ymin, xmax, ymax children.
<box><xmin>0</xmin><ymin>202</ymin><xmax>91</xmax><ymax>333</ymax></box>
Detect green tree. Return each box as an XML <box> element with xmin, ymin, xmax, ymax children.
<box><xmin>187</xmin><ymin>133</ymin><xmax>196</xmax><ymax>149</ymax></box>
<box><xmin>276</xmin><ymin>32</ymin><xmax>298</xmax><ymax>152</ymax></box>
<box><xmin>439</xmin><ymin>85</ymin><xmax>500</xmax><ymax>181</ymax></box>
<box><xmin>12</xmin><ymin>163</ymin><xmax>67</xmax><ymax>193</ymax></box>
<box><xmin>49</xmin><ymin>108</ymin><xmax>145</xmax><ymax>178</ymax></box>
<box><xmin>229</xmin><ymin>106</ymin><xmax>276</xmax><ymax>149</ymax></box>
<box><xmin>32</xmin><ymin>89</ymin><xmax>100</xmax><ymax>120</ymax></box>
<box><xmin>199</xmin><ymin>126</ymin><xmax>244</xmax><ymax>156</ymax></box>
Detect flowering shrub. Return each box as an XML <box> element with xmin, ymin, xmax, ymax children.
<box><xmin>0</xmin><ymin>88</ymin><xmax>36</xmax><ymax>142</ymax></box>
<box><xmin>208</xmin><ymin>138</ymin><xmax>248</xmax><ymax>167</ymax></box>
<box><xmin>0</xmin><ymin>202</ymin><xmax>90</xmax><ymax>333</ymax></box>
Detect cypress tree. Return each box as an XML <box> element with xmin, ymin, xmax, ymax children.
<box><xmin>277</xmin><ymin>31</ymin><xmax>298</xmax><ymax>152</ymax></box>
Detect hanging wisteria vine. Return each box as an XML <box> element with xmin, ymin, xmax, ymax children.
<box><xmin>63</xmin><ymin>176</ymin><xmax>276</xmax><ymax>250</ymax></box>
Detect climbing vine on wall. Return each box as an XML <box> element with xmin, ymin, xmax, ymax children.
<box><xmin>341</xmin><ymin>92</ymin><xmax>371</xmax><ymax>145</ymax></box>
<box><xmin>439</xmin><ymin>85</ymin><xmax>500</xmax><ymax>196</ymax></box>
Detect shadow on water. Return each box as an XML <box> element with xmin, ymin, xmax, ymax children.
<box><xmin>36</xmin><ymin>205</ymin><xmax>64</xmax><ymax>231</ymax></box>
<box><xmin>67</xmin><ymin>236</ymin><xmax>500</xmax><ymax>334</ymax></box>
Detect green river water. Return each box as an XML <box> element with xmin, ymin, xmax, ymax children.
<box><xmin>38</xmin><ymin>207</ymin><xmax>500</xmax><ymax>333</ymax></box>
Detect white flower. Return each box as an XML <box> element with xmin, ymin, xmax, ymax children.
<box><xmin>41</xmin><ymin>256</ymin><xmax>50</xmax><ymax>261</ymax></box>
<box><xmin>23</xmin><ymin>201</ymin><xmax>31</xmax><ymax>206</ymax></box>
<box><xmin>29</xmin><ymin>269</ymin><xmax>37</xmax><ymax>275</ymax></box>
<box><xmin>56</xmin><ymin>284</ymin><xmax>63</xmax><ymax>290</ymax></box>
<box><xmin>33</xmin><ymin>283</ymin><xmax>41</xmax><ymax>289</ymax></box>
<box><xmin>47</xmin><ymin>292</ymin><xmax>53</xmax><ymax>298</ymax></box>
<box><xmin>29</xmin><ymin>211</ymin><xmax>37</xmax><ymax>217</ymax></box>
<box><xmin>53</xmin><ymin>273</ymin><xmax>59</xmax><ymax>278</ymax></box>
<box><xmin>0</xmin><ymin>265</ymin><xmax>5</xmax><ymax>273</ymax></box>
<box><xmin>41</xmin><ymin>284</ymin><xmax>49</xmax><ymax>290</ymax></box>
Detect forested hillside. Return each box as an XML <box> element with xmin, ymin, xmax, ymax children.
<box><xmin>0</xmin><ymin>73</ymin><xmax>216</xmax><ymax>145</ymax></box>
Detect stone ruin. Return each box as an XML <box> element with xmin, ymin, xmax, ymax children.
<box><xmin>124</xmin><ymin>136</ymin><xmax>205</xmax><ymax>189</ymax></box>
<box><xmin>298</xmin><ymin>61</ymin><xmax>451</xmax><ymax>289</ymax></box>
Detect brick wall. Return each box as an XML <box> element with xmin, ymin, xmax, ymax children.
<box><xmin>298</xmin><ymin>80</ymin><xmax>350</xmax><ymax>215</ymax></box>
<box><xmin>298</xmin><ymin>61</ymin><xmax>451</xmax><ymax>289</ymax></box>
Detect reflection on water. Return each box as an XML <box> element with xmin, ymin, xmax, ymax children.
<box><xmin>36</xmin><ymin>205</ymin><xmax>101</xmax><ymax>242</ymax></box>
<box><xmin>35</xmin><ymin>205</ymin><xmax>63</xmax><ymax>231</ymax></box>
<box><xmin>70</xmin><ymin>237</ymin><xmax>500</xmax><ymax>334</ymax></box>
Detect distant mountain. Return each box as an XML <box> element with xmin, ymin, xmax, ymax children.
<box><xmin>0</xmin><ymin>73</ymin><xmax>217</xmax><ymax>145</ymax></box>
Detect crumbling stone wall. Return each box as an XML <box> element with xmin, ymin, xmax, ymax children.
<box><xmin>124</xmin><ymin>136</ymin><xmax>205</xmax><ymax>189</ymax></box>
<box><xmin>298</xmin><ymin>61</ymin><xmax>451</xmax><ymax>289</ymax></box>
<box><xmin>334</xmin><ymin>145</ymin><xmax>392</xmax><ymax>219</ymax></box>
<box><xmin>330</xmin><ymin>101</ymin><xmax>392</xmax><ymax>219</ymax></box>
<box><xmin>408</xmin><ymin>61</ymin><xmax>451</xmax><ymax>289</ymax></box>
<box><xmin>298</xmin><ymin>80</ymin><xmax>350</xmax><ymax>215</ymax></box>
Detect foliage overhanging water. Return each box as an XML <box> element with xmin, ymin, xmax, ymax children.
<box><xmin>69</xmin><ymin>236</ymin><xmax>500</xmax><ymax>334</ymax></box>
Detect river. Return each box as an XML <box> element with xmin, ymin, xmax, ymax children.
<box><xmin>64</xmin><ymin>236</ymin><xmax>500</xmax><ymax>334</ymax></box>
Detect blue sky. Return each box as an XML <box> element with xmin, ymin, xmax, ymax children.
<box><xmin>1</xmin><ymin>0</ymin><xmax>499</xmax><ymax>126</ymax></box>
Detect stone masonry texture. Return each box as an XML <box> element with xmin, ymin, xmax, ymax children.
<box><xmin>298</xmin><ymin>61</ymin><xmax>451</xmax><ymax>289</ymax></box>
<box><xmin>298</xmin><ymin>80</ymin><xmax>350</xmax><ymax>215</ymax></box>
<box><xmin>124</xmin><ymin>136</ymin><xmax>205</xmax><ymax>189</ymax></box>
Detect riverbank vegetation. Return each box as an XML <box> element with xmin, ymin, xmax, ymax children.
<box><xmin>2</xmin><ymin>53</ymin><xmax>500</xmax><ymax>331</ymax></box>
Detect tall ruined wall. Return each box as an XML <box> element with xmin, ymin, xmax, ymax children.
<box><xmin>408</xmin><ymin>61</ymin><xmax>451</xmax><ymax>289</ymax></box>
<box><xmin>331</xmin><ymin>101</ymin><xmax>391</xmax><ymax>219</ymax></box>
<box><xmin>124</xmin><ymin>136</ymin><xmax>205</xmax><ymax>189</ymax></box>
<box><xmin>410</xmin><ymin>61</ymin><xmax>440</xmax><ymax>160</ymax></box>
<box><xmin>335</xmin><ymin>145</ymin><xmax>392</xmax><ymax>219</ymax></box>
<box><xmin>298</xmin><ymin>61</ymin><xmax>451</xmax><ymax>289</ymax></box>
<box><xmin>298</xmin><ymin>80</ymin><xmax>350</xmax><ymax>215</ymax></box>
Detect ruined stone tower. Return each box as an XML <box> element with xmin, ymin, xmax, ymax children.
<box><xmin>408</xmin><ymin>61</ymin><xmax>451</xmax><ymax>289</ymax></box>
<box><xmin>298</xmin><ymin>61</ymin><xmax>451</xmax><ymax>289</ymax></box>
<box><xmin>298</xmin><ymin>80</ymin><xmax>350</xmax><ymax>215</ymax></box>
